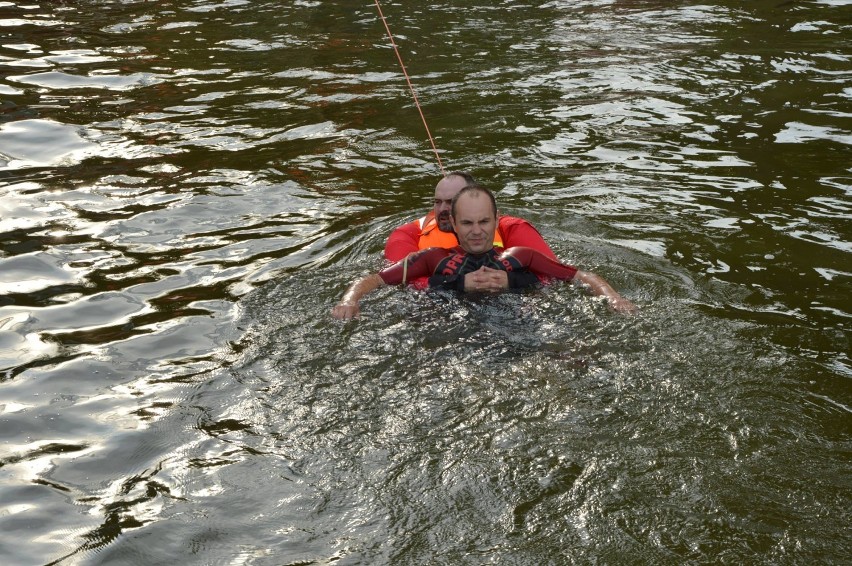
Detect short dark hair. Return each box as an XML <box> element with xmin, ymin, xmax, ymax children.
<box><xmin>445</xmin><ymin>171</ymin><xmax>475</xmax><ymax>185</ymax></box>
<box><xmin>451</xmin><ymin>184</ymin><xmax>497</xmax><ymax>218</ymax></box>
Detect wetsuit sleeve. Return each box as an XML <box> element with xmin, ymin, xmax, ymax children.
<box><xmin>384</xmin><ymin>219</ymin><xmax>421</xmax><ymax>262</ymax></box>
<box><xmin>498</xmin><ymin>217</ymin><xmax>557</xmax><ymax>260</ymax></box>
<box><xmin>379</xmin><ymin>247</ymin><xmax>446</xmax><ymax>286</ymax></box>
<box><xmin>502</xmin><ymin>247</ymin><xmax>578</xmax><ymax>280</ymax></box>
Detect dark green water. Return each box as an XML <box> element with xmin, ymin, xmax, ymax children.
<box><xmin>0</xmin><ymin>1</ymin><xmax>849</xmax><ymax>564</ymax></box>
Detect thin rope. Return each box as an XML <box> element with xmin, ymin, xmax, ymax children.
<box><xmin>373</xmin><ymin>0</ymin><xmax>446</xmax><ymax>175</ymax></box>
<box><xmin>402</xmin><ymin>254</ymin><xmax>409</xmax><ymax>285</ymax></box>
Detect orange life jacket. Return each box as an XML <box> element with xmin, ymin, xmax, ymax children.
<box><xmin>417</xmin><ymin>212</ymin><xmax>504</xmax><ymax>250</ymax></box>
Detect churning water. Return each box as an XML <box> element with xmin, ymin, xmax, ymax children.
<box><xmin>0</xmin><ymin>1</ymin><xmax>849</xmax><ymax>564</ymax></box>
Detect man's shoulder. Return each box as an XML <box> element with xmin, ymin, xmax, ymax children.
<box><xmin>425</xmin><ymin>245</ymin><xmax>463</xmax><ymax>256</ymax></box>
<box><xmin>498</xmin><ymin>214</ymin><xmax>533</xmax><ymax>227</ymax></box>
<box><xmin>385</xmin><ymin>210</ymin><xmax>435</xmax><ymax>262</ymax></box>
<box><xmin>414</xmin><ymin>246</ymin><xmax>456</xmax><ymax>259</ymax></box>
<box><xmin>392</xmin><ymin>215</ymin><xmax>426</xmax><ymax>232</ymax></box>
<box><xmin>395</xmin><ymin>211</ymin><xmax>432</xmax><ymax>229</ymax></box>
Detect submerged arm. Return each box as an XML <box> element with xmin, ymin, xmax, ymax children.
<box><xmin>573</xmin><ymin>270</ymin><xmax>637</xmax><ymax>314</ymax></box>
<box><xmin>332</xmin><ymin>273</ymin><xmax>385</xmax><ymax>320</ymax></box>
<box><xmin>503</xmin><ymin>247</ymin><xmax>637</xmax><ymax>314</ymax></box>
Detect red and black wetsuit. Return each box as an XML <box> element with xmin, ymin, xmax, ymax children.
<box><xmin>378</xmin><ymin>246</ymin><xmax>579</xmax><ymax>291</ymax></box>
<box><xmin>384</xmin><ymin>215</ymin><xmax>557</xmax><ymax>263</ymax></box>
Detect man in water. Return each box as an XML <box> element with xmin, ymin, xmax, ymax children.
<box><xmin>333</xmin><ymin>185</ymin><xmax>637</xmax><ymax>319</ymax></box>
<box><xmin>384</xmin><ymin>171</ymin><xmax>557</xmax><ymax>291</ymax></box>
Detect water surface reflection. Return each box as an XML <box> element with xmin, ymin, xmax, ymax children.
<box><xmin>0</xmin><ymin>0</ymin><xmax>849</xmax><ymax>563</ymax></box>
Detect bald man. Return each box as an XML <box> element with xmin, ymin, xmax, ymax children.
<box><xmin>335</xmin><ymin>185</ymin><xmax>637</xmax><ymax>319</ymax></box>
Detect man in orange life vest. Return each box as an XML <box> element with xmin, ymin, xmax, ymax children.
<box><xmin>384</xmin><ymin>171</ymin><xmax>558</xmax><ymax>292</ymax></box>
<box><xmin>333</xmin><ymin>184</ymin><xmax>637</xmax><ymax>319</ymax></box>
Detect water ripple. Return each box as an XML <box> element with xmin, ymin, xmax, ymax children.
<box><xmin>0</xmin><ymin>0</ymin><xmax>849</xmax><ymax>563</ymax></box>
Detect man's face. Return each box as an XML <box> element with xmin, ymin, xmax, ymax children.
<box><xmin>450</xmin><ymin>192</ymin><xmax>497</xmax><ymax>255</ymax></box>
<box><xmin>433</xmin><ymin>176</ymin><xmax>468</xmax><ymax>232</ymax></box>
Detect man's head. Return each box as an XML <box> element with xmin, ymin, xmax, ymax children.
<box><xmin>450</xmin><ymin>185</ymin><xmax>498</xmax><ymax>255</ymax></box>
<box><xmin>433</xmin><ymin>171</ymin><xmax>475</xmax><ymax>232</ymax></box>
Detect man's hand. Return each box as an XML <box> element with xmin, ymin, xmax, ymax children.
<box><xmin>332</xmin><ymin>302</ymin><xmax>360</xmax><ymax>320</ymax></box>
<box><xmin>574</xmin><ymin>270</ymin><xmax>638</xmax><ymax>315</ymax></box>
<box><xmin>607</xmin><ymin>294</ymin><xmax>638</xmax><ymax>315</ymax></box>
<box><xmin>331</xmin><ymin>274</ymin><xmax>385</xmax><ymax>320</ymax></box>
<box><xmin>464</xmin><ymin>266</ymin><xmax>509</xmax><ymax>292</ymax></box>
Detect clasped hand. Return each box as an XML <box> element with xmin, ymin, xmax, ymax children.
<box><xmin>463</xmin><ymin>266</ymin><xmax>509</xmax><ymax>292</ymax></box>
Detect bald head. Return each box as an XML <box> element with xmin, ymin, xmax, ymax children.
<box><xmin>449</xmin><ymin>185</ymin><xmax>498</xmax><ymax>254</ymax></box>
<box><xmin>433</xmin><ymin>171</ymin><xmax>475</xmax><ymax>232</ymax></box>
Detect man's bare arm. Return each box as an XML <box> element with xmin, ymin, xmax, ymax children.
<box><xmin>573</xmin><ymin>270</ymin><xmax>637</xmax><ymax>314</ymax></box>
<box><xmin>332</xmin><ymin>273</ymin><xmax>386</xmax><ymax>320</ymax></box>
